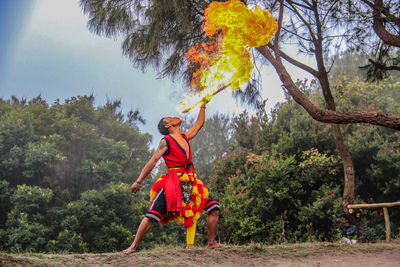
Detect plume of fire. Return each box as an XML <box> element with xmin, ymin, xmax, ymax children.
<box><xmin>177</xmin><ymin>0</ymin><xmax>277</xmax><ymax>114</ymax></box>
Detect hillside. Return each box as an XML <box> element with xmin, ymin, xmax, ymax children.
<box><xmin>1</xmin><ymin>241</ymin><xmax>400</xmax><ymax>266</ymax></box>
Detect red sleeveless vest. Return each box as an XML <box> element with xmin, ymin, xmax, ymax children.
<box><xmin>162</xmin><ymin>134</ymin><xmax>194</xmax><ymax>212</ymax></box>
<box><xmin>162</xmin><ymin>134</ymin><xmax>193</xmax><ymax>171</ymax></box>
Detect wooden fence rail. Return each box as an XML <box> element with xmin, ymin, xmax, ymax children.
<box><xmin>348</xmin><ymin>201</ymin><xmax>400</xmax><ymax>243</ymax></box>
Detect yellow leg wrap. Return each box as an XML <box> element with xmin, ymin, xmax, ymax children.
<box><xmin>186</xmin><ymin>220</ymin><xmax>197</xmax><ymax>245</ymax></box>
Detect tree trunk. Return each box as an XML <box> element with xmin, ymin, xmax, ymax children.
<box><xmin>255</xmin><ymin>45</ymin><xmax>367</xmax><ymax>240</ymax></box>
<box><xmin>313</xmin><ymin>36</ymin><xmax>356</xmax><ymax>216</ymax></box>
<box><xmin>331</xmin><ymin>124</ymin><xmax>354</xmax><ymax>215</ymax></box>
<box><xmin>330</xmin><ymin>124</ymin><xmax>365</xmax><ymax>241</ymax></box>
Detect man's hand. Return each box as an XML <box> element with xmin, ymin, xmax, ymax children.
<box><xmin>131</xmin><ymin>182</ymin><xmax>140</xmax><ymax>194</ymax></box>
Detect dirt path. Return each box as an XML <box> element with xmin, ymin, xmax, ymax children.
<box><xmin>259</xmin><ymin>250</ymin><xmax>400</xmax><ymax>267</ymax></box>
<box><xmin>122</xmin><ymin>246</ymin><xmax>400</xmax><ymax>267</ymax></box>
<box><xmin>2</xmin><ymin>241</ymin><xmax>400</xmax><ymax>266</ymax></box>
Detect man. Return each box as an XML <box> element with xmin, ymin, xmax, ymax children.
<box><xmin>122</xmin><ymin>103</ymin><xmax>223</xmax><ymax>254</ymax></box>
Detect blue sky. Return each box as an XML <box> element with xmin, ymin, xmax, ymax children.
<box><xmin>0</xmin><ymin>0</ymin><xmax>309</xmax><ymax>146</ymax></box>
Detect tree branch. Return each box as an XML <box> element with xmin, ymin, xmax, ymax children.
<box><xmin>285</xmin><ymin>0</ymin><xmax>317</xmax><ymax>42</ymax></box>
<box><xmin>321</xmin><ymin>0</ymin><xmax>340</xmax><ymax>26</ymax></box>
<box><xmin>361</xmin><ymin>0</ymin><xmax>400</xmax><ymax>47</ymax></box>
<box><xmin>256</xmin><ymin>45</ymin><xmax>400</xmax><ymax>130</ymax></box>
<box><xmin>281</xmin><ymin>26</ymin><xmax>313</xmax><ymax>42</ymax></box>
<box><xmin>286</xmin><ymin>0</ymin><xmax>313</xmax><ymax>11</ymax></box>
<box><xmin>267</xmin><ymin>43</ymin><xmax>319</xmax><ymax>77</ymax></box>
<box><xmin>369</xmin><ymin>59</ymin><xmax>400</xmax><ymax>71</ymax></box>
<box><xmin>274</xmin><ymin>0</ymin><xmax>285</xmax><ymax>62</ymax></box>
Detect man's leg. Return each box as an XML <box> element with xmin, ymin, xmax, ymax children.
<box><xmin>123</xmin><ymin>189</ymin><xmax>167</xmax><ymax>254</ymax></box>
<box><xmin>207</xmin><ymin>209</ymin><xmax>225</xmax><ymax>249</ymax></box>
<box><xmin>122</xmin><ymin>217</ymin><xmax>153</xmax><ymax>254</ymax></box>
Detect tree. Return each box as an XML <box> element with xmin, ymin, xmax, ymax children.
<box><xmin>211</xmin><ymin>76</ymin><xmax>400</xmax><ymax>242</ymax></box>
<box><xmin>210</xmin><ymin>146</ymin><xmax>343</xmax><ymax>243</ymax></box>
<box><xmin>79</xmin><ymin>0</ymin><xmax>399</xmax><ymax>229</ymax></box>
<box><xmin>346</xmin><ymin>0</ymin><xmax>400</xmax><ymax>80</ymax></box>
<box><xmin>0</xmin><ymin>98</ymin><xmax>63</xmax><ymax>188</ymax></box>
<box><xmin>79</xmin><ymin>0</ymin><xmax>400</xmax><ymax>126</ymax></box>
<box><xmin>252</xmin><ymin>1</ymin><xmax>398</xmax><ymax>229</ymax></box>
<box><xmin>0</xmin><ymin>181</ymin><xmax>13</xmax><ymax>228</ymax></box>
<box><xmin>5</xmin><ymin>185</ymin><xmax>53</xmax><ymax>252</ymax></box>
<box><xmin>0</xmin><ymin>95</ymin><xmax>152</xmax><ymax>203</ymax></box>
<box><xmin>56</xmin><ymin>183</ymin><xmax>143</xmax><ymax>252</ymax></box>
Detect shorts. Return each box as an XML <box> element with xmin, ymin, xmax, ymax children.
<box><xmin>145</xmin><ymin>189</ymin><xmax>220</xmax><ymax>223</ymax></box>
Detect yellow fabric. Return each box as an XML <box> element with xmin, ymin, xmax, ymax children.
<box><xmin>150</xmin><ymin>190</ymin><xmax>158</xmax><ymax>201</ymax></box>
<box><xmin>180</xmin><ymin>173</ymin><xmax>190</xmax><ymax>182</ymax></box>
<box><xmin>195</xmin><ymin>195</ymin><xmax>202</xmax><ymax>207</ymax></box>
<box><xmin>186</xmin><ymin>220</ymin><xmax>197</xmax><ymax>245</ymax></box>
<box><xmin>177</xmin><ymin>216</ymin><xmax>185</xmax><ymax>225</ymax></box>
<box><xmin>185</xmin><ymin>209</ymin><xmax>194</xmax><ymax>217</ymax></box>
<box><xmin>149</xmin><ymin>172</ymin><xmax>210</xmax><ymax>246</ymax></box>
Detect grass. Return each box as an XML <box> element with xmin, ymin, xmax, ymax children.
<box><xmin>1</xmin><ymin>240</ymin><xmax>399</xmax><ymax>266</ymax></box>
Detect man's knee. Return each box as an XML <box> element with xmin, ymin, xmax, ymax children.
<box><xmin>143</xmin><ymin>217</ymin><xmax>155</xmax><ymax>225</ymax></box>
<box><xmin>208</xmin><ymin>209</ymin><xmax>220</xmax><ymax>217</ymax></box>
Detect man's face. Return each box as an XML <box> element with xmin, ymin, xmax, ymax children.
<box><xmin>164</xmin><ymin>117</ymin><xmax>182</xmax><ymax>128</ymax></box>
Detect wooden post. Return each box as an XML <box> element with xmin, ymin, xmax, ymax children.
<box><xmin>347</xmin><ymin>201</ymin><xmax>400</xmax><ymax>243</ymax></box>
<box><xmin>383</xmin><ymin>207</ymin><xmax>391</xmax><ymax>243</ymax></box>
<box><xmin>348</xmin><ymin>201</ymin><xmax>400</xmax><ymax>209</ymax></box>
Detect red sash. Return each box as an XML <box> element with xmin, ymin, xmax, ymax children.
<box><xmin>164</xmin><ymin>169</ymin><xmax>182</xmax><ymax>212</ymax></box>
<box><xmin>162</xmin><ymin>134</ymin><xmax>193</xmax><ymax>212</ymax></box>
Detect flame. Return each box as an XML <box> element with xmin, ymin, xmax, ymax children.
<box><xmin>177</xmin><ymin>0</ymin><xmax>278</xmax><ymax>114</ymax></box>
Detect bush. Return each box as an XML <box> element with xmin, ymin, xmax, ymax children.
<box><xmin>211</xmin><ymin>148</ymin><xmax>343</xmax><ymax>243</ymax></box>
<box><xmin>6</xmin><ymin>213</ymin><xmax>49</xmax><ymax>253</ymax></box>
<box><xmin>47</xmin><ymin>230</ymin><xmax>88</xmax><ymax>253</ymax></box>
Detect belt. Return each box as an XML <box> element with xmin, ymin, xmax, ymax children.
<box><xmin>168</xmin><ymin>167</ymin><xmax>193</xmax><ymax>177</ymax></box>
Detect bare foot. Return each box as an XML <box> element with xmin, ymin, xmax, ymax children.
<box><xmin>122</xmin><ymin>246</ymin><xmax>137</xmax><ymax>254</ymax></box>
<box><xmin>208</xmin><ymin>241</ymin><xmax>225</xmax><ymax>249</ymax></box>
<box><xmin>186</xmin><ymin>244</ymin><xmax>194</xmax><ymax>250</ymax></box>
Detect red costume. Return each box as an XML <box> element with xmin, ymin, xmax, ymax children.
<box><xmin>148</xmin><ymin>134</ymin><xmax>214</xmax><ymax>245</ymax></box>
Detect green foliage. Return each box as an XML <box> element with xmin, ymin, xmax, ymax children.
<box><xmin>94</xmin><ymin>223</ymin><xmax>133</xmax><ymax>252</ymax></box>
<box><xmin>0</xmin><ymin>95</ymin><xmax>154</xmax><ymax>253</ymax></box>
<box><xmin>46</xmin><ymin>230</ymin><xmax>88</xmax><ymax>253</ymax></box>
<box><xmin>331</xmin><ymin>77</ymin><xmax>400</xmax><ymax>240</ymax></box>
<box><xmin>296</xmin><ymin>184</ymin><xmax>343</xmax><ymax>242</ymax></box>
<box><xmin>181</xmin><ymin>113</ymin><xmax>235</xmax><ymax>184</ymax></box>
<box><xmin>231</xmin><ymin>84</ymin><xmax>335</xmax><ymax>157</ymax></box>
<box><xmin>7</xmin><ymin>185</ymin><xmax>53</xmax><ymax>226</ymax></box>
<box><xmin>0</xmin><ymin>181</ymin><xmax>13</xmax><ymax>228</ymax></box>
<box><xmin>0</xmin><ymin>95</ymin><xmax>151</xmax><ymax>202</ymax></box>
<box><xmin>2</xmin><ymin>73</ymin><xmax>400</xmax><ymax>252</ymax></box>
<box><xmin>49</xmin><ymin>183</ymin><xmax>147</xmax><ymax>253</ymax></box>
<box><xmin>4</xmin><ymin>185</ymin><xmax>53</xmax><ymax>252</ymax></box>
<box><xmin>207</xmin><ymin>76</ymin><xmax>400</xmax><ymax>244</ymax></box>
<box><xmin>6</xmin><ymin>213</ymin><xmax>49</xmax><ymax>253</ymax></box>
<box><xmin>0</xmin><ymin>228</ymin><xmax>7</xmax><ymax>250</ymax></box>
<box><xmin>210</xmin><ymin>150</ymin><xmax>248</xmax><ymax>198</ymax></box>
<box><xmin>80</xmin><ymin>0</ymin><xmax>209</xmax><ymax>83</ymax></box>
<box><xmin>0</xmin><ymin>104</ymin><xmax>37</xmax><ymax>185</ymax></box>
<box><xmin>211</xmin><ymin>147</ymin><xmax>342</xmax><ymax>244</ymax></box>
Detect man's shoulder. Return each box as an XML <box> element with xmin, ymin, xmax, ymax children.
<box><xmin>161</xmin><ymin>135</ymin><xmax>171</xmax><ymax>143</ymax></box>
<box><xmin>158</xmin><ymin>136</ymin><xmax>170</xmax><ymax>155</ymax></box>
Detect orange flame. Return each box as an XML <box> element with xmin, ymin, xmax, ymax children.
<box><xmin>177</xmin><ymin>0</ymin><xmax>277</xmax><ymax>114</ymax></box>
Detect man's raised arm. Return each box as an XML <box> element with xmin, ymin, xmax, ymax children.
<box><xmin>185</xmin><ymin>104</ymin><xmax>206</xmax><ymax>140</ymax></box>
<box><xmin>130</xmin><ymin>138</ymin><xmax>168</xmax><ymax>194</ymax></box>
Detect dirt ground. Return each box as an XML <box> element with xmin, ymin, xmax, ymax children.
<box><xmin>2</xmin><ymin>241</ymin><xmax>400</xmax><ymax>266</ymax></box>
<box><xmin>124</xmin><ymin>245</ymin><xmax>400</xmax><ymax>267</ymax></box>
